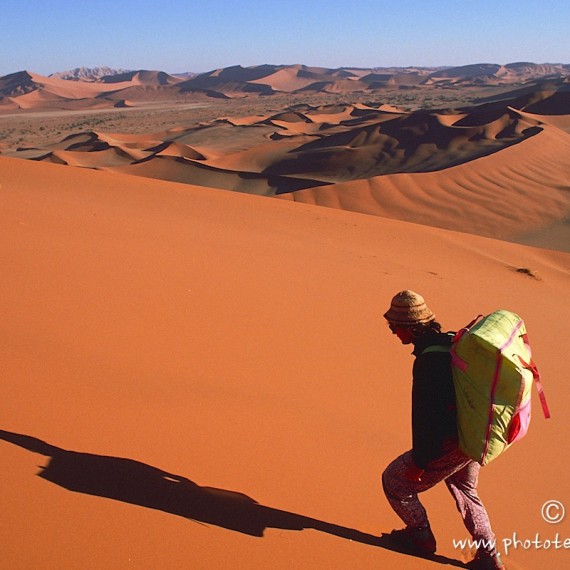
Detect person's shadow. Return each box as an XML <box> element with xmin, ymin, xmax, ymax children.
<box><xmin>0</xmin><ymin>429</ymin><xmax>467</xmax><ymax>567</ymax></box>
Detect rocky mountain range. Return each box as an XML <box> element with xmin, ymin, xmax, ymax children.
<box><xmin>49</xmin><ymin>67</ymin><xmax>132</xmax><ymax>81</ymax></box>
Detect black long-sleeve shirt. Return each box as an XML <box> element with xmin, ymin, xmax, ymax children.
<box><xmin>411</xmin><ymin>332</ymin><xmax>458</xmax><ymax>469</ymax></box>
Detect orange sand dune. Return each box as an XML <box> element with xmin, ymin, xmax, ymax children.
<box><xmin>1</xmin><ymin>155</ymin><xmax>569</xmax><ymax>569</ymax></box>
<box><xmin>153</xmin><ymin>141</ymin><xmax>207</xmax><ymax>160</ymax></box>
<box><xmin>248</xmin><ymin>68</ymin><xmax>323</xmax><ymax>91</ymax></box>
<box><xmin>0</xmin><ymin>97</ymin><xmax>19</xmax><ymax>110</ymax></box>
<box><xmin>25</xmin><ymin>71</ymin><xmax>138</xmax><ymax>99</ymax></box>
<box><xmin>42</xmin><ymin>147</ymin><xmax>138</xmax><ymax>168</ymax></box>
<box><xmin>514</xmin><ymin>107</ymin><xmax>570</xmax><ymax>133</ymax></box>
<box><xmin>204</xmin><ymin>139</ymin><xmax>308</xmax><ymax>173</ymax></box>
<box><xmin>109</xmin><ymin>154</ymin><xmax>279</xmax><ymax>192</ymax></box>
<box><xmin>11</xmin><ymin>88</ymin><xmax>119</xmax><ymax>111</ymax></box>
<box><xmin>281</xmin><ymin>119</ymin><xmax>570</xmax><ymax>251</ymax></box>
<box><xmin>462</xmin><ymin>80</ymin><xmax>570</xmax><ymax>116</ymax></box>
<box><xmin>223</xmin><ymin>115</ymin><xmax>268</xmax><ymax>126</ymax></box>
<box><xmin>303</xmin><ymin>105</ymin><xmax>373</xmax><ymax>124</ymax></box>
<box><xmin>508</xmin><ymin>81</ymin><xmax>570</xmax><ymax>115</ymax></box>
<box><xmin>108</xmin><ymin>155</ymin><xmax>325</xmax><ymax>195</ymax></box>
<box><xmin>172</xmin><ymin>122</ymin><xmax>278</xmax><ymax>155</ymax></box>
<box><xmin>96</xmin><ymin>131</ymin><xmax>171</xmax><ymax>146</ymax></box>
<box><xmin>126</xmin><ymin>70</ymin><xmax>184</xmax><ymax>86</ymax></box>
<box><xmin>27</xmin><ymin>133</ymin><xmax>157</xmax><ymax>165</ymax></box>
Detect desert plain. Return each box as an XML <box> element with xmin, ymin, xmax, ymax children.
<box><xmin>1</xmin><ymin>63</ymin><xmax>570</xmax><ymax>569</ymax></box>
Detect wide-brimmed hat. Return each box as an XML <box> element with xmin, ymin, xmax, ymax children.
<box><xmin>383</xmin><ymin>290</ymin><xmax>435</xmax><ymax>326</ymax></box>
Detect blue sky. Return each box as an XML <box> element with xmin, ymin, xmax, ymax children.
<box><xmin>1</xmin><ymin>0</ymin><xmax>568</xmax><ymax>76</ymax></box>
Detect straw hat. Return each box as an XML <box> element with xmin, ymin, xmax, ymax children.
<box><xmin>383</xmin><ymin>290</ymin><xmax>435</xmax><ymax>326</ymax></box>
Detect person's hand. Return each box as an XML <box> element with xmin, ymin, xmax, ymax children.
<box><xmin>404</xmin><ymin>462</ymin><xmax>425</xmax><ymax>482</ymax></box>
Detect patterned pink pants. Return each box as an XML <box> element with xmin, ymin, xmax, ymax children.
<box><xmin>382</xmin><ymin>445</ymin><xmax>496</xmax><ymax>547</ymax></box>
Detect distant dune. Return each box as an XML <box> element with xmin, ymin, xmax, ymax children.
<box><xmin>280</xmin><ymin>113</ymin><xmax>570</xmax><ymax>249</ymax></box>
<box><xmin>0</xmin><ymin>69</ymin><xmax>185</xmax><ymax>110</ymax></box>
<box><xmin>4</xmin><ymin>75</ymin><xmax>569</xmax><ymax>252</ymax></box>
<box><xmin>1</xmin><ymin>63</ymin><xmax>569</xmax><ymax>110</ymax></box>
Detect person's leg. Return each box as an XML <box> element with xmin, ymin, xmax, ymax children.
<box><xmin>382</xmin><ymin>451</ymin><xmax>430</xmax><ymax>528</ymax></box>
<box><xmin>445</xmin><ymin>461</ymin><xmax>496</xmax><ymax>549</ymax></box>
<box><xmin>382</xmin><ymin>447</ymin><xmax>470</xmax><ymax>528</ymax></box>
<box><xmin>445</xmin><ymin>462</ymin><xmax>505</xmax><ymax>567</ymax></box>
<box><xmin>383</xmin><ymin>449</ymin><xmax>504</xmax><ymax>565</ymax></box>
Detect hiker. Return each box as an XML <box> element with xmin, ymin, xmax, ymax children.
<box><xmin>381</xmin><ymin>290</ymin><xmax>505</xmax><ymax>570</ymax></box>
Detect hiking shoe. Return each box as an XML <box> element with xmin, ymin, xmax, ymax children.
<box><xmin>387</xmin><ymin>525</ymin><xmax>437</xmax><ymax>554</ymax></box>
<box><xmin>467</xmin><ymin>549</ymin><xmax>505</xmax><ymax>569</ymax></box>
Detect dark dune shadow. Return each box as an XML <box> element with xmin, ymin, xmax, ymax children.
<box><xmin>0</xmin><ymin>429</ymin><xmax>467</xmax><ymax>567</ymax></box>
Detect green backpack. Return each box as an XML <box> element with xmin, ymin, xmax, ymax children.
<box><xmin>425</xmin><ymin>310</ymin><xmax>550</xmax><ymax>465</ymax></box>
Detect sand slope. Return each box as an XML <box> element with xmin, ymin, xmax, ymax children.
<box><xmin>1</xmin><ymin>156</ymin><xmax>569</xmax><ymax>569</ymax></box>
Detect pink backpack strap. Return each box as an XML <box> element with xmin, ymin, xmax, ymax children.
<box><xmin>518</xmin><ymin>355</ymin><xmax>551</xmax><ymax>419</ymax></box>
<box><xmin>519</xmin><ymin>332</ymin><xmax>551</xmax><ymax>419</ymax></box>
